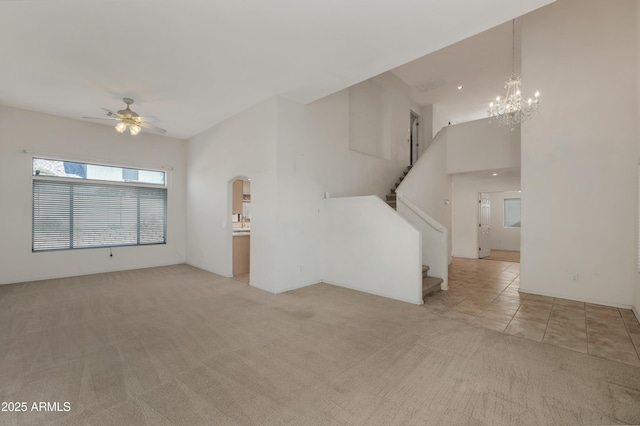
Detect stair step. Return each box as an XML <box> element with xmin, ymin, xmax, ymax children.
<box><xmin>386</xmin><ymin>194</ymin><xmax>396</xmax><ymax>201</ymax></box>
<box><xmin>421</xmin><ymin>264</ymin><xmax>430</xmax><ymax>278</ymax></box>
<box><xmin>386</xmin><ymin>200</ymin><xmax>397</xmax><ymax>209</ymax></box>
<box><xmin>422</xmin><ymin>276</ymin><xmax>443</xmax><ymax>298</ymax></box>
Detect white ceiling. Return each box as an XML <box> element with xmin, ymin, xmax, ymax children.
<box><xmin>392</xmin><ymin>20</ymin><xmax>518</xmax><ymax>125</ymax></box>
<box><xmin>0</xmin><ymin>0</ymin><xmax>554</xmax><ymax>139</ymax></box>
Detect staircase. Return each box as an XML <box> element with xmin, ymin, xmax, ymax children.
<box><xmin>385</xmin><ymin>165</ymin><xmax>411</xmax><ymax>210</ymax></box>
<box><xmin>422</xmin><ymin>265</ymin><xmax>443</xmax><ymax>298</ymax></box>
<box><xmin>384</xmin><ymin>165</ymin><xmax>444</xmax><ymax>298</ymax></box>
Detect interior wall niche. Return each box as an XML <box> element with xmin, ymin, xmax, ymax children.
<box><xmin>348</xmin><ymin>79</ymin><xmax>391</xmax><ymax>160</ymax></box>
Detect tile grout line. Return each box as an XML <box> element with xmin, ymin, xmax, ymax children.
<box><xmin>619</xmin><ymin>308</ymin><xmax>640</xmax><ymax>362</ymax></box>
<box><xmin>541</xmin><ymin>297</ymin><xmax>556</xmax><ymax>342</ymax></box>
<box><xmin>585</xmin><ymin>304</ymin><xmax>590</xmax><ymax>355</ymax></box>
<box><xmin>502</xmin><ymin>273</ymin><xmax>524</xmax><ymax>334</ymax></box>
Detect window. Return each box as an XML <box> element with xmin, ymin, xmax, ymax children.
<box><xmin>504</xmin><ymin>198</ymin><xmax>521</xmax><ymax>228</ymax></box>
<box><xmin>32</xmin><ymin>158</ymin><xmax>166</xmax><ymax>252</ymax></box>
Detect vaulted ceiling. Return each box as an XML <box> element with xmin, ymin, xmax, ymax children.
<box><xmin>392</xmin><ymin>19</ymin><xmax>522</xmax><ymax>125</ymax></box>
<box><xmin>0</xmin><ymin>0</ymin><xmax>554</xmax><ymax>139</ymax></box>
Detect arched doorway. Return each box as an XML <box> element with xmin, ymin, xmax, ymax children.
<box><xmin>230</xmin><ymin>177</ymin><xmax>251</xmax><ymax>283</ymax></box>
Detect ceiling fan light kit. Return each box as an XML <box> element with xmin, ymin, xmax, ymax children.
<box><xmin>82</xmin><ymin>97</ymin><xmax>166</xmax><ymax>136</ymax></box>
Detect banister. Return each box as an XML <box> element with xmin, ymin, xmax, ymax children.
<box><xmin>395</xmin><ymin>191</ymin><xmax>445</xmax><ymax>233</ymax></box>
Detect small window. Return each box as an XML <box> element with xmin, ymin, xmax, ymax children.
<box><xmin>32</xmin><ymin>158</ymin><xmax>165</xmax><ymax>185</ymax></box>
<box><xmin>504</xmin><ymin>198</ymin><xmax>521</xmax><ymax>228</ymax></box>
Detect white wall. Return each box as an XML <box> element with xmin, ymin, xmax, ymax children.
<box><xmin>397</xmin><ymin>193</ymin><xmax>448</xmax><ymax>288</ymax></box>
<box><xmin>0</xmin><ymin>106</ymin><xmax>187</xmax><ymax>285</ymax></box>
<box><xmin>419</xmin><ymin>105</ymin><xmax>435</xmax><ymax>154</ymax></box>
<box><xmin>323</xmin><ymin>196</ymin><xmax>422</xmax><ymax>304</ymax></box>
<box><xmin>272</xmin><ymin>74</ymin><xmax>414</xmax><ymax>293</ymax></box>
<box><xmin>396</xmin><ymin>126</ymin><xmax>454</xmax><ymax>268</ymax></box>
<box><xmin>348</xmin><ymin>79</ymin><xmax>392</xmax><ymax>160</ymax></box>
<box><xmin>452</xmin><ymin>173</ymin><xmax>521</xmax><ymax>259</ymax></box>
<box><xmin>397</xmin><ymin>128</ymin><xmax>452</xmax><ymax>250</ymax></box>
<box><xmin>446</xmin><ymin>118</ymin><xmax>520</xmax><ymax>174</ymax></box>
<box><xmin>186</xmin><ymin>98</ymin><xmax>279</xmax><ymax>293</ymax></box>
<box><xmin>432</xmin><ymin>104</ymin><xmax>450</xmax><ymax>139</ymax></box>
<box><xmin>274</xmin><ymin>97</ymin><xmax>324</xmax><ymax>292</ymax></box>
<box><xmin>521</xmin><ymin>0</ymin><xmax>638</xmax><ymax>307</ymax></box>
<box><xmin>186</xmin><ymin>72</ymin><xmax>415</xmax><ymax>295</ymax></box>
<box><xmin>488</xmin><ymin>191</ymin><xmax>521</xmax><ymax>251</ymax></box>
<box><xmin>636</xmin><ymin>0</ymin><xmax>640</xmax><ymax>318</ymax></box>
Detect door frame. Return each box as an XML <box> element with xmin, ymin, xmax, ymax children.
<box><xmin>478</xmin><ymin>192</ymin><xmax>491</xmax><ymax>258</ymax></box>
<box><xmin>410</xmin><ymin>110</ymin><xmax>421</xmax><ymax>165</ymax></box>
<box><xmin>229</xmin><ymin>175</ymin><xmax>251</xmax><ymax>282</ymax></box>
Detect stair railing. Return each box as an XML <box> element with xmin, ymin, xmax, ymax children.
<box><xmin>395</xmin><ymin>191</ymin><xmax>448</xmax><ymax>290</ymax></box>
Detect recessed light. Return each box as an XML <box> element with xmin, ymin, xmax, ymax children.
<box><xmin>457</xmin><ymin>85</ymin><xmax>463</xmax><ymax>90</ymax></box>
<box><xmin>492</xmin><ymin>173</ymin><xmax>498</xmax><ymax>176</ymax></box>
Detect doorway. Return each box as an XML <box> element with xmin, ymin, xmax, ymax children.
<box><xmin>478</xmin><ymin>191</ymin><xmax>521</xmax><ymax>262</ymax></box>
<box><xmin>410</xmin><ymin>111</ymin><xmax>420</xmax><ymax>165</ymax></box>
<box><xmin>231</xmin><ymin>177</ymin><xmax>251</xmax><ymax>283</ymax></box>
<box><xmin>478</xmin><ymin>193</ymin><xmax>491</xmax><ymax>258</ymax></box>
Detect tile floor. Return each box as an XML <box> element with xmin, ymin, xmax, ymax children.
<box><xmin>423</xmin><ymin>257</ymin><xmax>640</xmax><ymax>367</ymax></box>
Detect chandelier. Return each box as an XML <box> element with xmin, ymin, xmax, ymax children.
<box><xmin>488</xmin><ymin>20</ymin><xmax>541</xmax><ymax>127</ymax></box>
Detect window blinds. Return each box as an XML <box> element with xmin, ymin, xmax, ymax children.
<box><xmin>33</xmin><ymin>180</ymin><xmax>166</xmax><ymax>251</ymax></box>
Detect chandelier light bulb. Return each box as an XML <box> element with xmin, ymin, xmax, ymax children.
<box><xmin>488</xmin><ymin>73</ymin><xmax>541</xmax><ymax>126</ymax></box>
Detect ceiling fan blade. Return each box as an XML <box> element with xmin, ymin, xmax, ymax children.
<box><xmin>136</xmin><ymin>116</ymin><xmax>160</xmax><ymax>123</ymax></box>
<box><xmin>135</xmin><ymin>121</ymin><xmax>167</xmax><ymax>134</ymax></box>
<box><xmin>82</xmin><ymin>116</ymin><xmax>120</xmax><ymax>121</ymax></box>
<box><xmin>100</xmin><ymin>108</ymin><xmax>124</xmax><ymax>118</ymax></box>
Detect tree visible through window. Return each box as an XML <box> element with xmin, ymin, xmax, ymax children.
<box><xmin>504</xmin><ymin>198</ymin><xmax>521</xmax><ymax>228</ymax></box>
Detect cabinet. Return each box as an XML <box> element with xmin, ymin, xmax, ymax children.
<box><xmin>233</xmin><ymin>235</ymin><xmax>250</xmax><ymax>276</ymax></box>
<box><xmin>232</xmin><ymin>180</ymin><xmax>243</xmax><ymax>214</ymax></box>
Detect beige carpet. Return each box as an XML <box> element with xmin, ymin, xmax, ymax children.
<box><xmin>1</xmin><ymin>264</ymin><xmax>639</xmax><ymax>425</ymax></box>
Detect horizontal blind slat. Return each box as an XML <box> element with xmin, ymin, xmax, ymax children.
<box><xmin>33</xmin><ymin>180</ymin><xmax>166</xmax><ymax>251</ymax></box>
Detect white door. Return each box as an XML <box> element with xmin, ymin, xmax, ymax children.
<box><xmin>478</xmin><ymin>193</ymin><xmax>491</xmax><ymax>258</ymax></box>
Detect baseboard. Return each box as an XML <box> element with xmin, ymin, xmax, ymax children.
<box><xmin>273</xmin><ymin>279</ymin><xmax>324</xmax><ymax>294</ymax></box>
<box><xmin>518</xmin><ymin>286</ymin><xmax>633</xmax><ymax>310</ymax></box>
<box><xmin>633</xmin><ymin>306</ymin><xmax>640</xmax><ymax>323</ymax></box>
<box><xmin>321</xmin><ymin>279</ymin><xmax>423</xmax><ymax>305</ymax></box>
<box><xmin>2</xmin><ymin>261</ymin><xmax>189</xmax><ymax>286</ymax></box>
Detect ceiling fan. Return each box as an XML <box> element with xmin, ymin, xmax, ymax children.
<box><xmin>83</xmin><ymin>98</ymin><xmax>166</xmax><ymax>135</ymax></box>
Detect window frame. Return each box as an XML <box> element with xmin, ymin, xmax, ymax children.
<box><xmin>31</xmin><ymin>157</ymin><xmax>168</xmax><ymax>252</ymax></box>
<box><xmin>503</xmin><ymin>197</ymin><xmax>521</xmax><ymax>228</ymax></box>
